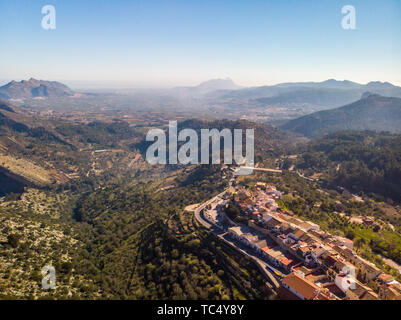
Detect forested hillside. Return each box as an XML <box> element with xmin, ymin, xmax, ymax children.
<box><xmin>281</xmin><ymin>94</ymin><xmax>401</xmax><ymax>137</ymax></box>
<box><xmin>0</xmin><ymin>106</ymin><xmax>285</xmax><ymax>299</ymax></box>
<box><xmin>286</xmin><ymin>131</ymin><xmax>401</xmax><ymax>202</ymax></box>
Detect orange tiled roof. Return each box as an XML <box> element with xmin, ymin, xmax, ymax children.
<box><xmin>282</xmin><ymin>272</ymin><xmax>320</xmax><ymax>300</ymax></box>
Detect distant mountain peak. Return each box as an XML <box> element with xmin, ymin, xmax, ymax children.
<box><xmin>361</xmin><ymin>91</ymin><xmax>381</xmax><ymax>99</ymax></box>
<box><xmin>367</xmin><ymin>81</ymin><xmax>393</xmax><ymax>85</ymax></box>
<box><xmin>172</xmin><ymin>78</ymin><xmax>241</xmax><ymax>97</ymax></box>
<box><xmin>323</xmin><ymin>79</ymin><xmax>348</xmax><ymax>83</ymax></box>
<box><xmin>196</xmin><ymin>78</ymin><xmax>241</xmax><ymax>90</ymax></box>
<box><xmin>366</xmin><ymin>81</ymin><xmax>396</xmax><ymax>89</ymax></box>
<box><xmin>0</xmin><ymin>78</ymin><xmax>74</xmax><ymax>100</ymax></box>
<box><xmin>27</xmin><ymin>77</ymin><xmax>40</xmax><ymax>83</ymax></box>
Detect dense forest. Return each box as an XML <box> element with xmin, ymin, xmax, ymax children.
<box><xmin>285</xmin><ymin>131</ymin><xmax>401</xmax><ymax>202</ymax></box>
<box><xmin>65</xmin><ymin>164</ymin><xmax>272</xmax><ymax>299</ymax></box>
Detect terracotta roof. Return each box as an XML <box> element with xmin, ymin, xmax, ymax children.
<box><xmin>278</xmin><ymin>286</ymin><xmax>301</xmax><ymax>300</ymax></box>
<box><xmin>261</xmin><ymin>243</ymin><xmax>277</xmax><ymax>252</ymax></box>
<box><xmin>280</xmin><ymin>257</ymin><xmax>293</xmax><ymax>267</ymax></box>
<box><xmin>282</xmin><ymin>272</ymin><xmax>320</xmax><ymax>300</ymax></box>
<box><xmin>298</xmin><ymin>246</ymin><xmax>309</xmax><ymax>253</ymax></box>
<box><xmin>266</xmin><ymin>218</ymin><xmax>282</xmax><ymax>229</ymax></box>
<box><xmin>378</xmin><ymin>274</ymin><xmax>393</xmax><ymax>283</ymax></box>
<box><xmin>292</xmin><ymin>229</ymin><xmax>306</xmax><ymax>238</ymax></box>
<box><xmin>280</xmin><ymin>255</ymin><xmax>299</xmax><ymax>269</ymax></box>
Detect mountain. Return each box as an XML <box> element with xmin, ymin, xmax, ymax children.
<box><xmin>172</xmin><ymin>78</ymin><xmax>242</xmax><ymax>97</ymax></box>
<box><xmin>0</xmin><ymin>78</ymin><xmax>75</xmax><ymax>100</ymax></box>
<box><xmin>281</xmin><ymin>94</ymin><xmax>401</xmax><ymax>137</ymax></box>
<box><xmin>219</xmin><ymin>79</ymin><xmax>401</xmax><ymax>109</ymax></box>
<box><xmin>276</xmin><ymin>79</ymin><xmax>363</xmax><ymax>90</ymax></box>
<box><xmin>256</xmin><ymin>87</ymin><xmax>362</xmax><ymax>108</ymax></box>
<box><xmin>196</xmin><ymin>78</ymin><xmax>241</xmax><ymax>92</ymax></box>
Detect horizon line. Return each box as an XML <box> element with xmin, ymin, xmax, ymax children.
<box><xmin>1</xmin><ymin>77</ymin><xmax>400</xmax><ymax>90</ymax></box>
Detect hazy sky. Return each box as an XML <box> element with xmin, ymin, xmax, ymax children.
<box><xmin>0</xmin><ymin>0</ymin><xmax>400</xmax><ymax>88</ymax></box>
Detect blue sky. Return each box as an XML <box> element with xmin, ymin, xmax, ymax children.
<box><xmin>0</xmin><ymin>0</ymin><xmax>400</xmax><ymax>87</ymax></box>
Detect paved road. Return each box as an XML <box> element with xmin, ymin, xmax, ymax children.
<box><xmin>194</xmin><ymin>191</ymin><xmax>281</xmax><ymax>289</ymax></box>
<box><xmin>217</xmin><ymin>232</ymin><xmax>281</xmax><ymax>288</ymax></box>
<box><xmin>194</xmin><ymin>191</ymin><xmax>226</xmax><ymax>229</ymax></box>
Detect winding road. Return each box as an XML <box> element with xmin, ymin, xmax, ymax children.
<box><xmin>193</xmin><ymin>189</ymin><xmax>280</xmax><ymax>289</ymax></box>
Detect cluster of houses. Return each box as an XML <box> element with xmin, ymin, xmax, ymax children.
<box><xmin>224</xmin><ymin>182</ymin><xmax>401</xmax><ymax>300</ymax></box>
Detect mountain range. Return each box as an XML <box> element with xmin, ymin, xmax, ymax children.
<box><xmin>215</xmin><ymin>79</ymin><xmax>401</xmax><ymax>108</ymax></box>
<box><xmin>281</xmin><ymin>93</ymin><xmax>401</xmax><ymax>137</ymax></box>
<box><xmin>3</xmin><ymin>77</ymin><xmax>401</xmax><ymax>111</ymax></box>
<box><xmin>0</xmin><ymin>78</ymin><xmax>75</xmax><ymax>100</ymax></box>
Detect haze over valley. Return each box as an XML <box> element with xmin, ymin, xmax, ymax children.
<box><xmin>1</xmin><ymin>0</ymin><xmax>401</xmax><ymax>303</ymax></box>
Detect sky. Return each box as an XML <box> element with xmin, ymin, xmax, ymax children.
<box><xmin>0</xmin><ymin>0</ymin><xmax>400</xmax><ymax>88</ymax></box>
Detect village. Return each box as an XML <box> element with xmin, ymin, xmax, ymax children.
<box><xmin>199</xmin><ymin>181</ymin><xmax>401</xmax><ymax>300</ymax></box>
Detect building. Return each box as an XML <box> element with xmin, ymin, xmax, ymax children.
<box><xmin>265</xmin><ymin>217</ymin><xmax>284</xmax><ymax>231</ymax></box>
<box><xmin>280</xmin><ymin>272</ymin><xmax>324</xmax><ymax>300</ymax></box>
<box><xmin>298</xmin><ymin>221</ymin><xmax>320</xmax><ymax>232</ymax></box>
<box><xmin>333</xmin><ymin>245</ymin><xmax>382</xmax><ymax>282</ymax></box>
<box><xmin>335</xmin><ymin>274</ymin><xmax>356</xmax><ymax>293</ymax></box>
<box><xmin>335</xmin><ymin>236</ymin><xmax>354</xmax><ymax>249</ymax></box>
<box><xmin>279</xmin><ymin>253</ymin><xmax>300</xmax><ymax>272</ymax></box>
<box><xmin>228</xmin><ymin>226</ymin><xmax>249</xmax><ymax>240</ymax></box>
<box><xmin>346</xmin><ymin>282</ymin><xmax>379</xmax><ymax>300</ymax></box>
<box><xmin>229</xmin><ymin>184</ymin><xmax>389</xmax><ymax>299</ymax></box>
<box><xmin>288</xmin><ymin>228</ymin><xmax>306</xmax><ymax>241</ymax></box>
<box><xmin>377</xmin><ymin>273</ymin><xmax>395</xmax><ymax>285</ymax></box>
<box><xmin>379</xmin><ymin>283</ymin><xmax>401</xmax><ymax>300</ymax></box>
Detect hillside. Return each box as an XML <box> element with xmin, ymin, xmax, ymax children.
<box><xmin>281</xmin><ymin>94</ymin><xmax>401</xmax><ymax>137</ymax></box>
<box><xmin>0</xmin><ymin>100</ymin><xmax>148</xmax><ymax>195</ymax></box>
<box><xmin>220</xmin><ymin>79</ymin><xmax>401</xmax><ymax>102</ymax></box>
<box><xmin>0</xmin><ymin>101</ymin><xmax>15</xmax><ymax>113</ymax></box>
<box><xmin>178</xmin><ymin>119</ymin><xmax>304</xmax><ymax>156</ymax></box>
<box><xmin>1</xmin><ymin>101</ymin><xmax>401</xmax><ymax>299</ymax></box>
<box><xmin>0</xmin><ymin>114</ymin><xmax>273</xmax><ymax>299</ymax></box>
<box><xmin>134</xmin><ymin>118</ymin><xmax>305</xmax><ymax>165</ymax></box>
<box><xmin>0</xmin><ymin>78</ymin><xmax>75</xmax><ymax>100</ymax></box>
<box><xmin>0</xmin><ymin>106</ymin><xmax>297</xmax><ymax>299</ymax></box>
<box><xmin>284</xmin><ymin>131</ymin><xmax>401</xmax><ymax>202</ymax></box>
<box><xmin>256</xmin><ymin>87</ymin><xmax>362</xmax><ymax>108</ymax></box>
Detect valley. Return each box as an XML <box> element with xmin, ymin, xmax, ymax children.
<box><xmin>0</xmin><ymin>78</ymin><xmax>400</xmax><ymax>300</ymax></box>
